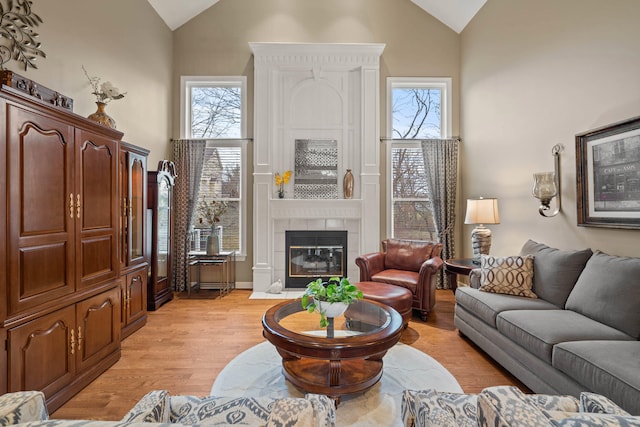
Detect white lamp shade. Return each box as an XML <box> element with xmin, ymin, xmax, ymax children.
<box><xmin>464</xmin><ymin>198</ymin><xmax>500</xmax><ymax>225</ymax></box>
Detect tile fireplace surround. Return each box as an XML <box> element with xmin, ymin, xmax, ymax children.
<box><xmin>251</xmin><ymin>43</ymin><xmax>385</xmax><ymax>292</ymax></box>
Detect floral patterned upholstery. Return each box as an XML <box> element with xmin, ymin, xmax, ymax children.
<box><xmin>0</xmin><ymin>391</ymin><xmax>48</xmax><ymax>426</ymax></box>
<box><xmin>0</xmin><ymin>390</ymin><xmax>335</xmax><ymax>427</ymax></box>
<box><xmin>402</xmin><ymin>386</ymin><xmax>640</xmax><ymax>427</ymax></box>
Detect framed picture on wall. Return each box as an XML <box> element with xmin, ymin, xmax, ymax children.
<box><xmin>576</xmin><ymin>115</ymin><xmax>640</xmax><ymax>229</ymax></box>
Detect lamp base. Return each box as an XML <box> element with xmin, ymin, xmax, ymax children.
<box><xmin>471</xmin><ymin>225</ymin><xmax>492</xmax><ymax>263</ymax></box>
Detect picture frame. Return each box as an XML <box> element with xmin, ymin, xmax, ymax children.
<box><xmin>576</xmin><ymin>115</ymin><xmax>640</xmax><ymax>229</ymax></box>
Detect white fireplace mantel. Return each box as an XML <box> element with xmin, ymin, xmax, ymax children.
<box><xmin>251</xmin><ymin>43</ymin><xmax>385</xmax><ymax>292</ymax></box>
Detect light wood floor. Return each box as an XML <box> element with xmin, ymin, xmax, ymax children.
<box><xmin>51</xmin><ymin>289</ymin><xmax>527</xmax><ymax>421</ymax></box>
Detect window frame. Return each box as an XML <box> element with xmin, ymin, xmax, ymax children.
<box><xmin>385</xmin><ymin>77</ymin><xmax>452</xmax><ymax>239</ymax></box>
<box><xmin>180</xmin><ymin>76</ymin><xmax>248</xmax><ymax>260</ymax></box>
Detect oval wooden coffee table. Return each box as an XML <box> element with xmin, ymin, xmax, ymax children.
<box><xmin>262</xmin><ymin>299</ymin><xmax>403</xmax><ymax>402</ymax></box>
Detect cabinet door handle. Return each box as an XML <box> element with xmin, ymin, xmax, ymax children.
<box><xmin>76</xmin><ymin>194</ymin><xmax>81</xmax><ymax>219</ymax></box>
<box><xmin>69</xmin><ymin>193</ymin><xmax>74</xmax><ymax>218</ymax></box>
<box><xmin>128</xmin><ymin>198</ymin><xmax>132</xmax><ymax>217</ymax></box>
<box><xmin>123</xmin><ymin>197</ymin><xmax>128</xmax><ymax>217</ymax></box>
<box><xmin>70</xmin><ymin>328</ymin><xmax>75</xmax><ymax>355</ymax></box>
<box><xmin>77</xmin><ymin>325</ymin><xmax>83</xmax><ymax>352</ymax></box>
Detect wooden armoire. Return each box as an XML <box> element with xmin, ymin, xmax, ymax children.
<box><xmin>0</xmin><ymin>83</ymin><xmax>147</xmax><ymax>411</ymax></box>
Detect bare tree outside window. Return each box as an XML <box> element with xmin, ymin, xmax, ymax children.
<box><xmin>390</xmin><ymin>87</ymin><xmax>442</xmax><ymax>240</ymax></box>
<box><xmin>191</xmin><ymin>86</ymin><xmax>242</xmax><ymax>138</ymax></box>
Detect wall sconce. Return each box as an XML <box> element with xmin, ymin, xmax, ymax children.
<box><xmin>533</xmin><ymin>144</ymin><xmax>562</xmax><ymax>217</ymax></box>
<box><xmin>464</xmin><ymin>197</ymin><xmax>500</xmax><ymax>264</ymax></box>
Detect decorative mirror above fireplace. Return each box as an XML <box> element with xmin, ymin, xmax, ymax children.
<box><xmin>294</xmin><ymin>139</ymin><xmax>338</xmax><ymax>199</ymax></box>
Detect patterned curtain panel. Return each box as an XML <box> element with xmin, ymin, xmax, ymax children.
<box><xmin>421</xmin><ymin>139</ymin><xmax>459</xmax><ymax>289</ymax></box>
<box><xmin>172</xmin><ymin>139</ymin><xmax>207</xmax><ymax>291</ymax></box>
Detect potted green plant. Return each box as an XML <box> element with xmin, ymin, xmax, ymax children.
<box><xmin>301</xmin><ymin>277</ymin><xmax>363</xmax><ymax>328</ymax></box>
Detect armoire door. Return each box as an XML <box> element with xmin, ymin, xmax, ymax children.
<box><xmin>6</xmin><ymin>104</ymin><xmax>76</xmax><ymax>315</ymax></box>
<box><xmin>75</xmin><ymin>287</ymin><xmax>120</xmax><ymax>373</ymax></box>
<box><xmin>75</xmin><ymin>129</ymin><xmax>118</xmax><ymax>290</ymax></box>
<box><xmin>7</xmin><ymin>305</ymin><xmax>76</xmax><ymax>397</ymax></box>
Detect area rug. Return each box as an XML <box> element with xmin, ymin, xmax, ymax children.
<box><xmin>211</xmin><ymin>341</ymin><xmax>462</xmax><ymax>427</ymax></box>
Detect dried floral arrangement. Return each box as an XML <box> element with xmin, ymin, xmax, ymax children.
<box><xmin>82</xmin><ymin>66</ymin><xmax>126</xmax><ymax>104</ymax></box>
<box><xmin>197</xmin><ymin>199</ymin><xmax>228</xmax><ymax>226</ymax></box>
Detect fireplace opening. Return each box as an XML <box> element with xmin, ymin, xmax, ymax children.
<box><xmin>285</xmin><ymin>230</ymin><xmax>348</xmax><ymax>288</ymax></box>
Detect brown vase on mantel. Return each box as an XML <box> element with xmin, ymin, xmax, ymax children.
<box><xmin>343</xmin><ymin>169</ymin><xmax>354</xmax><ymax>199</ymax></box>
<box><xmin>88</xmin><ymin>101</ymin><xmax>117</xmax><ymax>129</ymax></box>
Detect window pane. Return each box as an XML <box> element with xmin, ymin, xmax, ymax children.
<box><xmin>393</xmin><ymin>201</ymin><xmax>438</xmax><ymax>241</ymax></box>
<box><xmin>193</xmin><ymin>145</ymin><xmax>242</xmax><ymax>253</ymax></box>
<box><xmin>191</xmin><ymin>86</ymin><xmax>242</xmax><ymax>138</ymax></box>
<box><xmin>392</xmin><ymin>88</ymin><xmax>441</xmax><ymax>139</ymax></box>
<box><xmin>392</xmin><ymin>147</ymin><xmax>429</xmax><ymax>198</ymax></box>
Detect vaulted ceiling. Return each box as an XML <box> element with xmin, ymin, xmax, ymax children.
<box><xmin>147</xmin><ymin>0</ymin><xmax>487</xmax><ymax>33</ymax></box>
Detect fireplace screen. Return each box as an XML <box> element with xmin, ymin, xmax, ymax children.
<box><xmin>285</xmin><ymin>230</ymin><xmax>347</xmax><ymax>288</ymax></box>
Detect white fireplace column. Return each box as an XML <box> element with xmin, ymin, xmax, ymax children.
<box><xmin>250</xmin><ymin>43</ymin><xmax>385</xmax><ymax>292</ymax></box>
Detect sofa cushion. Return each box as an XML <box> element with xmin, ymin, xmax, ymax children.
<box><xmin>455</xmin><ymin>287</ymin><xmax>557</xmax><ymax>328</ymax></box>
<box><xmin>479</xmin><ymin>254</ymin><xmax>536</xmax><ymax>298</ymax></box>
<box><xmin>121</xmin><ymin>390</ymin><xmax>170</xmax><ymax>423</ymax></box>
<box><xmin>383</xmin><ymin>239</ymin><xmax>435</xmax><ymax>272</ymax></box>
<box><xmin>580</xmin><ymin>392</ymin><xmax>630</xmax><ymax>415</ymax></box>
<box><xmin>0</xmin><ymin>391</ymin><xmax>48</xmax><ymax>425</ymax></box>
<box><xmin>496</xmin><ymin>310</ymin><xmax>634</xmax><ymax>363</ymax></box>
<box><xmin>266</xmin><ymin>394</ymin><xmax>336</xmax><ymax>427</ymax></box>
<box><xmin>553</xmin><ymin>341</ymin><xmax>640</xmax><ymax>415</ymax></box>
<box><xmin>519</xmin><ymin>240</ymin><xmax>592</xmax><ymax>307</ymax></box>
<box><xmin>401</xmin><ymin>389</ymin><xmax>477</xmax><ymax>427</ymax></box>
<box><xmin>565</xmin><ymin>250</ymin><xmax>640</xmax><ymax>338</ymax></box>
<box><xmin>169</xmin><ymin>395</ymin><xmax>273</xmax><ymax>425</ymax></box>
<box><xmin>477</xmin><ymin>386</ymin><xmax>552</xmax><ymax>427</ymax></box>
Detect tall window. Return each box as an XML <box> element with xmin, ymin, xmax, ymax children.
<box><xmin>386</xmin><ymin>77</ymin><xmax>452</xmax><ymax>240</ymax></box>
<box><xmin>181</xmin><ymin>76</ymin><xmax>247</xmax><ymax>257</ymax></box>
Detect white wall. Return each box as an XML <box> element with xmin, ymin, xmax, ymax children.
<box><xmin>461</xmin><ymin>0</ymin><xmax>640</xmax><ymax>257</ymax></box>
<box><xmin>18</xmin><ymin>0</ymin><xmax>173</xmax><ymax>166</ymax></box>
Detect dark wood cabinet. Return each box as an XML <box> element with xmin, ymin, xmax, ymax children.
<box><xmin>118</xmin><ymin>142</ymin><xmax>149</xmax><ymax>338</ymax></box>
<box><xmin>147</xmin><ymin>161</ymin><xmax>176</xmax><ymax>310</ymax></box>
<box><xmin>0</xmin><ymin>85</ymin><xmax>125</xmax><ymax>411</ymax></box>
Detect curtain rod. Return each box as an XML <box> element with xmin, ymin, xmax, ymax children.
<box><xmin>379</xmin><ymin>137</ymin><xmax>461</xmax><ymax>142</ymax></box>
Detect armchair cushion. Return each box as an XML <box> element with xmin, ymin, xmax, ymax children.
<box><xmin>383</xmin><ymin>239</ymin><xmax>438</xmax><ymax>272</ymax></box>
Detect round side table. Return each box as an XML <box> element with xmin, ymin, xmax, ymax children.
<box><xmin>444</xmin><ymin>258</ymin><xmax>477</xmax><ymax>293</ymax></box>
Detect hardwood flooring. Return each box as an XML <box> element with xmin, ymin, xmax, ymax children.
<box><xmin>51</xmin><ymin>289</ymin><xmax>527</xmax><ymax>421</ymax></box>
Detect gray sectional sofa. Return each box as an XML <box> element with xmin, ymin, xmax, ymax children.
<box><xmin>453</xmin><ymin>240</ymin><xmax>640</xmax><ymax>415</ymax></box>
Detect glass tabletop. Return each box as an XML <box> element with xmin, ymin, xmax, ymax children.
<box><xmin>271</xmin><ymin>299</ymin><xmax>392</xmax><ymax>338</ymax></box>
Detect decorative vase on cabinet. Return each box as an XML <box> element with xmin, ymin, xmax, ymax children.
<box><xmin>148</xmin><ymin>160</ymin><xmax>176</xmax><ymax>311</ymax></box>
<box><xmin>88</xmin><ymin>101</ymin><xmax>117</xmax><ymax>129</ymax></box>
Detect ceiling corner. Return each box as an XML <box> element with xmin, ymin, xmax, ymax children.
<box><xmin>410</xmin><ymin>0</ymin><xmax>487</xmax><ymax>33</ymax></box>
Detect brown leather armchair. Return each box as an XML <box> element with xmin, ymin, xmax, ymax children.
<box><xmin>355</xmin><ymin>239</ymin><xmax>443</xmax><ymax>321</ymax></box>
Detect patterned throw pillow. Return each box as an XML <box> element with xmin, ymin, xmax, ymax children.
<box><xmin>479</xmin><ymin>255</ymin><xmax>537</xmax><ymax>298</ymax></box>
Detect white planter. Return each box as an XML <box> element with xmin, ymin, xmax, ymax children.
<box><xmin>316</xmin><ymin>301</ymin><xmax>349</xmax><ymax>318</ymax></box>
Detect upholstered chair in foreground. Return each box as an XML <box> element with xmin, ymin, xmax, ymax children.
<box><xmin>356</xmin><ymin>239</ymin><xmax>443</xmax><ymax>321</ymax></box>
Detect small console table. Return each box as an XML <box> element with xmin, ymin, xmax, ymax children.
<box><xmin>188</xmin><ymin>251</ymin><xmax>236</xmax><ymax>298</ymax></box>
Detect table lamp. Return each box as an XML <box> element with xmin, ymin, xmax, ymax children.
<box><xmin>464</xmin><ymin>197</ymin><xmax>500</xmax><ymax>264</ymax></box>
